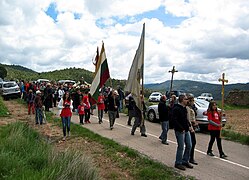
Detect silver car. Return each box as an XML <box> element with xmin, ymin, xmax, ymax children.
<box><xmin>146</xmin><ymin>98</ymin><xmax>226</xmax><ymax>130</ymax></box>
<box><xmin>0</xmin><ymin>81</ymin><xmax>21</xmax><ymax>100</ymax></box>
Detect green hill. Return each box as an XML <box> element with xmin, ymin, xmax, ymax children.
<box><xmin>144</xmin><ymin>80</ymin><xmax>249</xmax><ymax>100</ymax></box>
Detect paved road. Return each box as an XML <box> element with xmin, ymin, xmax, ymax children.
<box><xmin>55</xmin><ymin>109</ymin><xmax>249</xmax><ymax>180</ymax></box>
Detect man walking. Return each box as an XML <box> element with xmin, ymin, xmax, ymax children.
<box><xmin>173</xmin><ymin>94</ymin><xmax>193</xmax><ymax>170</ymax></box>
<box><xmin>158</xmin><ymin>95</ymin><xmax>170</xmax><ymax>145</ymax></box>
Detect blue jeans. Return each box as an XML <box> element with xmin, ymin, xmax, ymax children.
<box><xmin>35</xmin><ymin>108</ymin><xmax>43</xmax><ymax>124</ymax></box>
<box><xmin>159</xmin><ymin>121</ymin><xmax>169</xmax><ymax>143</ymax></box>
<box><xmin>61</xmin><ymin>116</ymin><xmax>71</xmax><ymax>137</ymax></box>
<box><xmin>175</xmin><ymin>131</ymin><xmax>192</xmax><ymax>165</ymax></box>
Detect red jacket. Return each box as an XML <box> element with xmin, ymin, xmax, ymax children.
<box><xmin>78</xmin><ymin>105</ymin><xmax>85</xmax><ymax>115</ymax></box>
<box><xmin>97</xmin><ymin>95</ymin><xmax>105</xmax><ymax>110</ymax></box>
<box><xmin>60</xmin><ymin>100</ymin><xmax>72</xmax><ymax>117</ymax></box>
<box><xmin>207</xmin><ymin>111</ymin><xmax>221</xmax><ymax>131</ymax></box>
<box><xmin>83</xmin><ymin>95</ymin><xmax>90</xmax><ymax>109</ymax></box>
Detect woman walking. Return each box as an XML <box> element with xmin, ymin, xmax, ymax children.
<box><xmin>206</xmin><ymin>101</ymin><xmax>227</xmax><ymax>158</ymax></box>
<box><xmin>58</xmin><ymin>92</ymin><xmax>73</xmax><ymax>141</ymax></box>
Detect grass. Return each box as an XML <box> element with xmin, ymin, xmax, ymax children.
<box><xmin>0</xmin><ymin>122</ymin><xmax>100</xmax><ymax>180</ymax></box>
<box><xmin>0</xmin><ymin>96</ymin><xmax>9</xmax><ymax>117</ymax></box>
<box><xmin>222</xmin><ymin>129</ymin><xmax>249</xmax><ymax>145</ymax></box>
<box><xmin>216</xmin><ymin>100</ymin><xmax>249</xmax><ymax>110</ymax></box>
<box><xmin>47</xmin><ymin>113</ymin><xmax>191</xmax><ymax>180</ymax></box>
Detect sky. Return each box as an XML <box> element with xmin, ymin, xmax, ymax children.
<box><xmin>0</xmin><ymin>0</ymin><xmax>249</xmax><ymax>85</ymax></box>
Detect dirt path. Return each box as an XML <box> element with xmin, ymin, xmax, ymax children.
<box><xmin>0</xmin><ymin>100</ymin><xmax>133</xmax><ymax>180</ymax></box>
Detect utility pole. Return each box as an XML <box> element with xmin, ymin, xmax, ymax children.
<box><xmin>218</xmin><ymin>73</ymin><xmax>228</xmax><ymax>111</ymax></box>
<box><xmin>168</xmin><ymin>66</ymin><xmax>178</xmax><ymax>94</ymax></box>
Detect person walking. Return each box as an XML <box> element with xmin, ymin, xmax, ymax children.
<box><xmin>158</xmin><ymin>95</ymin><xmax>170</xmax><ymax>145</ymax></box>
<box><xmin>173</xmin><ymin>94</ymin><xmax>193</xmax><ymax>171</ymax></box>
<box><xmin>97</xmin><ymin>92</ymin><xmax>105</xmax><ymax>124</ymax></box>
<box><xmin>77</xmin><ymin>100</ymin><xmax>85</xmax><ymax>125</ymax></box>
<box><xmin>206</xmin><ymin>101</ymin><xmax>227</xmax><ymax>158</ymax></box>
<box><xmin>186</xmin><ymin>95</ymin><xmax>198</xmax><ymax>165</ymax></box>
<box><xmin>58</xmin><ymin>92</ymin><xmax>73</xmax><ymax>141</ymax></box>
<box><xmin>127</xmin><ymin>93</ymin><xmax>135</xmax><ymax>126</ymax></box>
<box><xmin>34</xmin><ymin>90</ymin><xmax>43</xmax><ymax>125</ymax></box>
<box><xmin>83</xmin><ymin>90</ymin><xmax>91</xmax><ymax>123</ymax></box>
<box><xmin>27</xmin><ymin>89</ymin><xmax>35</xmax><ymax>115</ymax></box>
<box><xmin>107</xmin><ymin>90</ymin><xmax>120</xmax><ymax>130</ymax></box>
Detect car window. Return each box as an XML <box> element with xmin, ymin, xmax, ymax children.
<box><xmin>3</xmin><ymin>82</ymin><xmax>16</xmax><ymax>88</ymax></box>
<box><xmin>195</xmin><ymin>100</ymin><xmax>209</xmax><ymax>108</ymax></box>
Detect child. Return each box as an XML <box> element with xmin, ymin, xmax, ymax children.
<box><xmin>78</xmin><ymin>100</ymin><xmax>85</xmax><ymax>125</ymax></box>
<box><xmin>83</xmin><ymin>91</ymin><xmax>91</xmax><ymax>123</ymax></box>
<box><xmin>34</xmin><ymin>90</ymin><xmax>43</xmax><ymax>125</ymax></box>
<box><xmin>206</xmin><ymin>101</ymin><xmax>227</xmax><ymax>158</ymax></box>
<box><xmin>27</xmin><ymin>89</ymin><xmax>35</xmax><ymax>115</ymax></box>
<box><xmin>97</xmin><ymin>92</ymin><xmax>105</xmax><ymax>124</ymax></box>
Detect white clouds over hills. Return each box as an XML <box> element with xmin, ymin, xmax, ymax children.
<box><xmin>0</xmin><ymin>0</ymin><xmax>248</xmax><ymax>84</ymax></box>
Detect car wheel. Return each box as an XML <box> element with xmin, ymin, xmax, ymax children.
<box><xmin>147</xmin><ymin>110</ymin><xmax>156</xmax><ymax>122</ymax></box>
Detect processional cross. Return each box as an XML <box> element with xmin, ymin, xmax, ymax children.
<box><xmin>218</xmin><ymin>73</ymin><xmax>228</xmax><ymax>111</ymax></box>
<box><xmin>169</xmin><ymin>66</ymin><xmax>178</xmax><ymax>94</ymax></box>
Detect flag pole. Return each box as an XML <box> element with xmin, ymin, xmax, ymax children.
<box><xmin>141</xmin><ymin>23</ymin><xmax>145</xmax><ymax>125</ymax></box>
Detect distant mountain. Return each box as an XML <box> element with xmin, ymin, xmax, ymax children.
<box><xmin>144</xmin><ymin>80</ymin><xmax>249</xmax><ymax>100</ymax></box>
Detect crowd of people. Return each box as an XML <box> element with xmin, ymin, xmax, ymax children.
<box><xmin>18</xmin><ymin>80</ymin><xmax>227</xmax><ymax>171</ymax></box>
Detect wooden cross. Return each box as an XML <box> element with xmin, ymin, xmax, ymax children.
<box><xmin>218</xmin><ymin>73</ymin><xmax>228</xmax><ymax>111</ymax></box>
<box><xmin>168</xmin><ymin>66</ymin><xmax>178</xmax><ymax>94</ymax></box>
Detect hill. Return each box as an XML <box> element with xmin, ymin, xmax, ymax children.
<box><xmin>144</xmin><ymin>80</ymin><xmax>249</xmax><ymax>100</ymax></box>
<box><xmin>1</xmin><ymin>63</ymin><xmax>126</xmax><ymax>88</ymax></box>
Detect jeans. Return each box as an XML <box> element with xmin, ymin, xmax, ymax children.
<box><xmin>61</xmin><ymin>116</ymin><xmax>71</xmax><ymax>137</ymax></box>
<box><xmin>175</xmin><ymin>131</ymin><xmax>192</xmax><ymax>165</ymax></box>
<box><xmin>108</xmin><ymin>111</ymin><xmax>117</xmax><ymax>128</ymax></box>
<box><xmin>159</xmin><ymin>121</ymin><xmax>169</xmax><ymax>143</ymax></box>
<box><xmin>35</xmin><ymin>108</ymin><xmax>43</xmax><ymax>124</ymax></box>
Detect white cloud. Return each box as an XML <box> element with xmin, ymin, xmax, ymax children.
<box><xmin>0</xmin><ymin>0</ymin><xmax>248</xmax><ymax>85</ymax></box>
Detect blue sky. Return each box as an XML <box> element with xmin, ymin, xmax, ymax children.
<box><xmin>0</xmin><ymin>0</ymin><xmax>249</xmax><ymax>84</ymax></box>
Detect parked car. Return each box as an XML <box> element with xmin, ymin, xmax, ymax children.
<box><xmin>58</xmin><ymin>80</ymin><xmax>76</xmax><ymax>85</ymax></box>
<box><xmin>0</xmin><ymin>81</ymin><xmax>21</xmax><ymax>100</ymax></box>
<box><xmin>148</xmin><ymin>92</ymin><xmax>162</xmax><ymax>102</ymax></box>
<box><xmin>146</xmin><ymin>98</ymin><xmax>226</xmax><ymax>131</ymax></box>
<box><xmin>36</xmin><ymin>79</ymin><xmax>50</xmax><ymax>84</ymax></box>
<box><xmin>197</xmin><ymin>93</ymin><xmax>213</xmax><ymax>102</ymax></box>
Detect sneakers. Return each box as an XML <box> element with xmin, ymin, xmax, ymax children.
<box><xmin>182</xmin><ymin>162</ymin><xmax>193</xmax><ymax>169</ymax></box>
<box><xmin>141</xmin><ymin>134</ymin><xmax>147</xmax><ymax>137</ymax></box>
<box><xmin>220</xmin><ymin>154</ymin><xmax>228</xmax><ymax>158</ymax></box>
<box><xmin>110</xmin><ymin>126</ymin><xmax>113</xmax><ymax>130</ymax></box>
<box><xmin>175</xmin><ymin>164</ymin><xmax>186</xmax><ymax>171</ymax></box>
<box><xmin>62</xmin><ymin>136</ymin><xmax>66</xmax><ymax>141</ymax></box>
<box><xmin>68</xmin><ymin>131</ymin><xmax>70</xmax><ymax>137</ymax></box>
<box><xmin>207</xmin><ymin>151</ymin><xmax>215</xmax><ymax>156</ymax></box>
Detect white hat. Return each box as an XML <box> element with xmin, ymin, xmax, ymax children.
<box><xmin>36</xmin><ymin>90</ymin><xmax>41</xmax><ymax>94</ymax></box>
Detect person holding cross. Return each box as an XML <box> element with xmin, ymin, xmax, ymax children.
<box><xmin>206</xmin><ymin>101</ymin><xmax>227</xmax><ymax>158</ymax></box>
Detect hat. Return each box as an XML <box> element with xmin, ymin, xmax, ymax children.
<box><xmin>36</xmin><ymin>90</ymin><xmax>41</xmax><ymax>94</ymax></box>
<box><xmin>114</xmin><ymin>90</ymin><xmax>119</xmax><ymax>95</ymax></box>
<box><xmin>47</xmin><ymin>83</ymin><xmax>51</xmax><ymax>86</ymax></box>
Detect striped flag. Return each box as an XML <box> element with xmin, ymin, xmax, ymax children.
<box><xmin>90</xmin><ymin>42</ymin><xmax>110</xmax><ymax>104</ymax></box>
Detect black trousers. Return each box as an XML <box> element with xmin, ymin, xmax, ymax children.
<box><xmin>208</xmin><ymin>130</ymin><xmax>224</xmax><ymax>155</ymax></box>
<box><xmin>190</xmin><ymin>131</ymin><xmax>196</xmax><ymax>160</ymax></box>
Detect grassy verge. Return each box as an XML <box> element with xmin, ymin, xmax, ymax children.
<box><xmin>222</xmin><ymin>129</ymin><xmax>249</xmax><ymax>145</ymax></box>
<box><xmin>216</xmin><ymin>100</ymin><xmax>249</xmax><ymax>110</ymax></box>
<box><xmin>0</xmin><ymin>96</ymin><xmax>9</xmax><ymax>117</ymax></box>
<box><xmin>46</xmin><ymin>113</ymin><xmax>191</xmax><ymax>180</ymax></box>
<box><xmin>0</xmin><ymin>122</ymin><xmax>100</xmax><ymax>180</ymax></box>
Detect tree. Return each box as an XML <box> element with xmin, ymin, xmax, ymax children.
<box><xmin>0</xmin><ymin>66</ymin><xmax>7</xmax><ymax>79</ymax></box>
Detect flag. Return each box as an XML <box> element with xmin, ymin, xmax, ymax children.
<box><xmin>90</xmin><ymin>42</ymin><xmax>110</xmax><ymax>104</ymax></box>
<box><xmin>125</xmin><ymin>23</ymin><xmax>145</xmax><ymax>112</ymax></box>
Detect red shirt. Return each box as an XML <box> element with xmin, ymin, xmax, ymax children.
<box><xmin>97</xmin><ymin>95</ymin><xmax>105</xmax><ymax>110</ymax></box>
<box><xmin>78</xmin><ymin>105</ymin><xmax>85</xmax><ymax>115</ymax></box>
<box><xmin>83</xmin><ymin>95</ymin><xmax>90</xmax><ymax>109</ymax></box>
<box><xmin>208</xmin><ymin>111</ymin><xmax>221</xmax><ymax>131</ymax></box>
<box><xmin>60</xmin><ymin>100</ymin><xmax>72</xmax><ymax>117</ymax></box>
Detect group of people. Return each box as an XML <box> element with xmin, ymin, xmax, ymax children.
<box><xmin>23</xmin><ymin>81</ymin><xmax>227</xmax><ymax>170</ymax></box>
<box><xmin>157</xmin><ymin>93</ymin><xmax>227</xmax><ymax>171</ymax></box>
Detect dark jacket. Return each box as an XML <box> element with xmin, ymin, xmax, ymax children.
<box><xmin>107</xmin><ymin>95</ymin><xmax>120</xmax><ymax>111</ymax></box>
<box><xmin>158</xmin><ymin>99</ymin><xmax>169</xmax><ymax>122</ymax></box>
<box><xmin>172</xmin><ymin>104</ymin><xmax>190</xmax><ymax>132</ymax></box>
